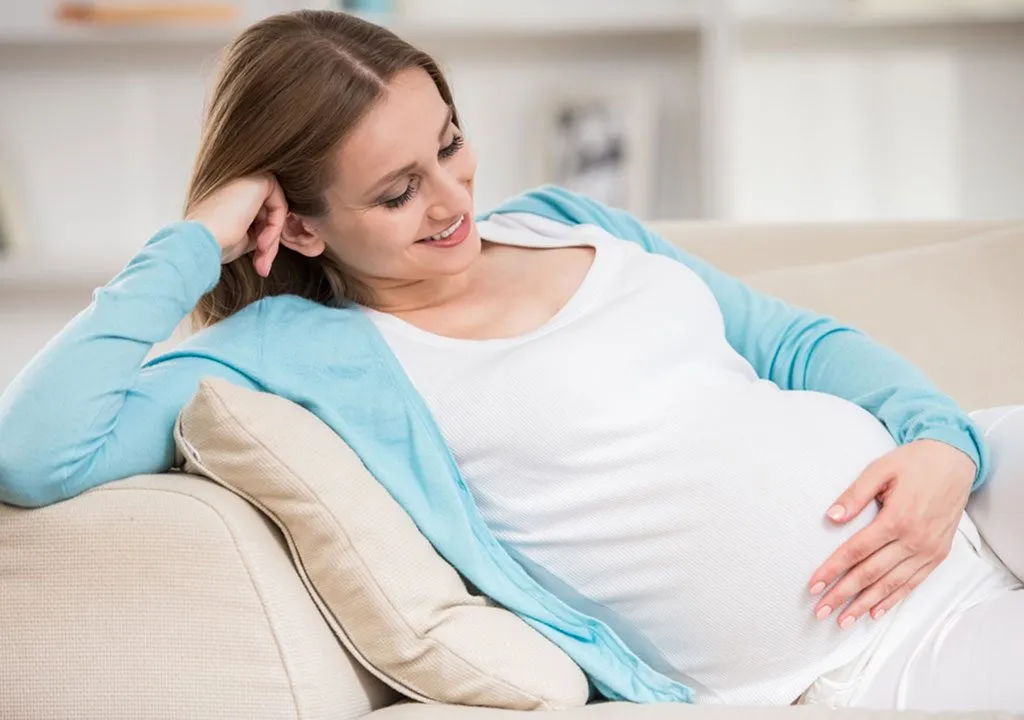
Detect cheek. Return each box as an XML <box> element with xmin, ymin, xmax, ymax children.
<box><xmin>388</xmin><ymin>206</ymin><xmax>428</xmax><ymax>246</ymax></box>
<box><xmin>325</xmin><ymin>210</ymin><xmax>422</xmax><ymax>272</ymax></box>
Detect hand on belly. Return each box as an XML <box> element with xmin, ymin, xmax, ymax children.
<box><xmin>519</xmin><ymin>386</ymin><xmax>898</xmax><ymax>697</ymax></box>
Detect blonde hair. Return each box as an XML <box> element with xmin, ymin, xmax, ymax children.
<box><xmin>185</xmin><ymin>10</ymin><xmax>459</xmax><ymax>328</ymax></box>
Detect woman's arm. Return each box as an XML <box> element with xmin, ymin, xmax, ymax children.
<box><xmin>485</xmin><ymin>186</ymin><xmax>988</xmax><ymax>487</ymax></box>
<box><xmin>0</xmin><ymin>222</ymin><xmax>259</xmax><ymax>508</ymax></box>
<box><xmin>662</xmin><ymin>241</ymin><xmax>988</xmax><ymax>487</ymax></box>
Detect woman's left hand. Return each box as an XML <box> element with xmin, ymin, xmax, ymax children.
<box><xmin>808</xmin><ymin>439</ymin><xmax>977</xmax><ymax>629</ymax></box>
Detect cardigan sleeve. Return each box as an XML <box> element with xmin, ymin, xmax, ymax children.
<box><xmin>0</xmin><ymin>222</ymin><xmax>260</xmax><ymax>507</ymax></box>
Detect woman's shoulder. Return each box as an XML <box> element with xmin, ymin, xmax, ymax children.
<box><xmin>480</xmin><ymin>185</ymin><xmax>627</xmax><ymax>233</ymax></box>
<box><xmin>478</xmin><ymin>211</ymin><xmax>599</xmax><ymax>248</ymax></box>
<box><xmin>186</xmin><ymin>294</ymin><xmax>330</xmax><ymax>336</ymax></box>
<box><xmin>481</xmin><ymin>186</ymin><xmax>655</xmax><ymax>254</ymax></box>
<box><xmin>157</xmin><ymin>294</ymin><xmax>375</xmax><ymax>372</ymax></box>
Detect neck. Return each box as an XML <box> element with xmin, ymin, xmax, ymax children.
<box><xmin>360</xmin><ymin>257</ymin><xmax>483</xmax><ymax>315</ymax></box>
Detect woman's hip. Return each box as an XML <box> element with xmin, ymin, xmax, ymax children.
<box><xmin>966</xmin><ymin>405</ymin><xmax>1024</xmax><ymax>581</ymax></box>
<box><xmin>799</xmin><ymin>513</ymin><xmax>1018</xmax><ymax>709</ymax></box>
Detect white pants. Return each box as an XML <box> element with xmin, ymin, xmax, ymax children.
<box><xmin>805</xmin><ymin>406</ymin><xmax>1024</xmax><ymax>713</ymax></box>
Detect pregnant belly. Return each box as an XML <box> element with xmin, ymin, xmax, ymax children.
<box><xmin>495</xmin><ymin>383</ymin><xmax>900</xmax><ymax>704</ymax></box>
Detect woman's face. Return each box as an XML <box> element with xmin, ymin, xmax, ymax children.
<box><xmin>303</xmin><ymin>67</ymin><xmax>480</xmax><ymax>303</ymax></box>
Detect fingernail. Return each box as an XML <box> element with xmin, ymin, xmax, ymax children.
<box><xmin>827</xmin><ymin>505</ymin><xmax>845</xmax><ymax>521</ymax></box>
<box><xmin>810</xmin><ymin>582</ymin><xmax>826</xmax><ymax>595</ymax></box>
<box><xmin>872</xmin><ymin>609</ymin><xmax>885</xmax><ymax>620</ymax></box>
<box><xmin>815</xmin><ymin>605</ymin><xmax>832</xmax><ymax>620</ymax></box>
<box><xmin>839</xmin><ymin>616</ymin><xmax>856</xmax><ymax>631</ymax></box>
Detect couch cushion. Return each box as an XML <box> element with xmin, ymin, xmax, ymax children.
<box><xmin>0</xmin><ymin>474</ymin><xmax>395</xmax><ymax>720</ymax></box>
<box><xmin>174</xmin><ymin>378</ymin><xmax>590</xmax><ymax>712</ymax></box>
<box><xmin>740</xmin><ymin>225</ymin><xmax>1024</xmax><ymax>412</ymax></box>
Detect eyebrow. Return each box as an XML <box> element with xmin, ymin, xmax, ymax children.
<box><xmin>366</xmin><ymin>106</ymin><xmax>455</xmax><ymax>199</ymax></box>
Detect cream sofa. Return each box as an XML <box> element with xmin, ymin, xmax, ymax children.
<box><xmin>2</xmin><ymin>220</ymin><xmax>1022</xmax><ymax>720</ymax></box>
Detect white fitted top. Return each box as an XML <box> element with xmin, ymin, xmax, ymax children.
<box><xmin>365</xmin><ymin>213</ymin><xmax>928</xmax><ymax>704</ymax></box>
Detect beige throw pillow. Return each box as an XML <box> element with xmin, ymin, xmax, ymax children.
<box><xmin>174</xmin><ymin>378</ymin><xmax>589</xmax><ymax>711</ymax></box>
<box><xmin>740</xmin><ymin>225</ymin><xmax>1024</xmax><ymax>412</ymax></box>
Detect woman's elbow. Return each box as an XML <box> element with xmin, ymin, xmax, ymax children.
<box><xmin>0</xmin><ymin>458</ymin><xmax>70</xmax><ymax>508</ymax></box>
<box><xmin>0</xmin><ymin>418</ymin><xmax>69</xmax><ymax>507</ymax></box>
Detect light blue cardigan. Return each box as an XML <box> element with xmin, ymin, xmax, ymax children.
<box><xmin>0</xmin><ymin>186</ymin><xmax>987</xmax><ymax>703</ymax></box>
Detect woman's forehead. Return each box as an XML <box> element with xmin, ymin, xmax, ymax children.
<box><xmin>334</xmin><ymin>69</ymin><xmax>450</xmax><ymax>196</ymax></box>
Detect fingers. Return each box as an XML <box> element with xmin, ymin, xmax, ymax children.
<box><xmin>254</xmin><ymin>239</ymin><xmax>279</xmax><ymax>278</ymax></box>
<box><xmin>253</xmin><ymin>178</ymin><xmax>287</xmax><ymax>277</ymax></box>
<box><xmin>262</xmin><ymin>176</ymin><xmax>288</xmax><ymax>235</ymax></box>
<box><xmin>840</xmin><ymin>555</ymin><xmax>928</xmax><ymax>625</ymax></box>
<box><xmin>808</xmin><ymin>518</ymin><xmax>896</xmax><ymax>597</ymax></box>
<box><xmin>255</xmin><ymin>179</ymin><xmax>286</xmax><ymax>250</ymax></box>
<box><xmin>867</xmin><ymin>562</ymin><xmax>936</xmax><ymax>621</ymax></box>
<box><xmin>813</xmin><ymin>540</ymin><xmax>910</xmax><ymax>627</ymax></box>
<box><xmin>826</xmin><ymin>457</ymin><xmax>893</xmax><ymax>523</ymax></box>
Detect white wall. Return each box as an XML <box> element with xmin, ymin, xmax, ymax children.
<box><xmin>0</xmin><ymin>42</ymin><xmax>216</xmax><ymax>274</ymax></box>
<box><xmin>727</xmin><ymin>22</ymin><xmax>1024</xmax><ymax>221</ymax></box>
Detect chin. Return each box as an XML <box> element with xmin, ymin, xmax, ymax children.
<box><xmin>443</xmin><ymin>222</ymin><xmax>483</xmax><ymax>273</ymax></box>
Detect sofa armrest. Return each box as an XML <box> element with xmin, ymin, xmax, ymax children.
<box><xmin>0</xmin><ymin>473</ymin><xmax>396</xmax><ymax>720</ymax></box>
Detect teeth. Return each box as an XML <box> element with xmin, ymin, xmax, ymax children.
<box><xmin>428</xmin><ymin>215</ymin><xmax>464</xmax><ymax>241</ymax></box>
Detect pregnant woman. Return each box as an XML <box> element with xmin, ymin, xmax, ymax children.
<box><xmin>1</xmin><ymin>10</ymin><xmax>1021</xmax><ymax>712</ymax></box>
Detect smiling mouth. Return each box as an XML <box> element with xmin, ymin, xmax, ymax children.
<box><xmin>418</xmin><ymin>215</ymin><xmax>465</xmax><ymax>243</ymax></box>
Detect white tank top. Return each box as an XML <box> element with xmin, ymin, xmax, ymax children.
<box><xmin>362</xmin><ymin>213</ymin><xmax>945</xmax><ymax>704</ymax></box>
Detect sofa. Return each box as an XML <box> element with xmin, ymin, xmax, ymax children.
<box><xmin>2</xmin><ymin>219</ymin><xmax>1022</xmax><ymax>720</ymax></box>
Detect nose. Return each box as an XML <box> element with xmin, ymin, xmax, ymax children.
<box><xmin>426</xmin><ymin>158</ymin><xmax>472</xmax><ymax>222</ymax></box>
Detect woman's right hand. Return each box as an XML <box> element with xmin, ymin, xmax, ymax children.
<box><xmin>185</xmin><ymin>174</ymin><xmax>287</xmax><ymax>277</ymax></box>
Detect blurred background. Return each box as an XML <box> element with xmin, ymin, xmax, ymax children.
<box><xmin>1</xmin><ymin>0</ymin><xmax>1023</xmax><ymax>387</ymax></box>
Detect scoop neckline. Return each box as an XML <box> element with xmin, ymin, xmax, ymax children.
<box><xmin>362</xmin><ymin>235</ymin><xmax>616</xmax><ymax>349</ymax></box>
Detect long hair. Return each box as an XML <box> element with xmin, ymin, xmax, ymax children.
<box><xmin>185</xmin><ymin>10</ymin><xmax>458</xmax><ymax>328</ymax></box>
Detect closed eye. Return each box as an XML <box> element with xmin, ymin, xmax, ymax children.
<box><xmin>438</xmin><ymin>133</ymin><xmax>464</xmax><ymax>160</ymax></box>
<box><xmin>382</xmin><ymin>178</ymin><xmax>418</xmax><ymax>209</ymax></box>
<box><xmin>381</xmin><ymin>134</ymin><xmax>464</xmax><ymax>210</ymax></box>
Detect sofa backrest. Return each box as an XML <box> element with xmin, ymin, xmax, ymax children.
<box><xmin>648</xmin><ymin>220</ymin><xmax>1016</xmax><ymax>275</ymax></box>
<box><xmin>648</xmin><ymin>220</ymin><xmax>1024</xmax><ymax>412</ymax></box>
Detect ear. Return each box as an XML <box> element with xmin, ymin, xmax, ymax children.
<box><xmin>280</xmin><ymin>212</ymin><xmax>327</xmax><ymax>258</ymax></box>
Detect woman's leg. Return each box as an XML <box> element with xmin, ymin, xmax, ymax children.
<box><xmin>895</xmin><ymin>589</ymin><xmax>1024</xmax><ymax>712</ymax></box>
<box><xmin>849</xmin><ymin>544</ymin><xmax>1023</xmax><ymax>712</ymax></box>
<box><xmin>967</xmin><ymin>406</ymin><xmax>1024</xmax><ymax>580</ymax></box>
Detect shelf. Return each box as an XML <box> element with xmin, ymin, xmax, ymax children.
<box><xmin>738</xmin><ymin>7</ymin><xmax>1024</xmax><ymax>31</ymax></box>
<box><xmin>381</xmin><ymin>13</ymin><xmax>705</xmax><ymax>40</ymax></box>
<box><xmin>0</xmin><ymin>11</ymin><xmax>704</xmax><ymax>48</ymax></box>
<box><xmin>0</xmin><ymin>24</ymin><xmax>238</xmax><ymax>47</ymax></box>
<box><xmin>6</xmin><ymin>6</ymin><xmax>1022</xmax><ymax>49</ymax></box>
